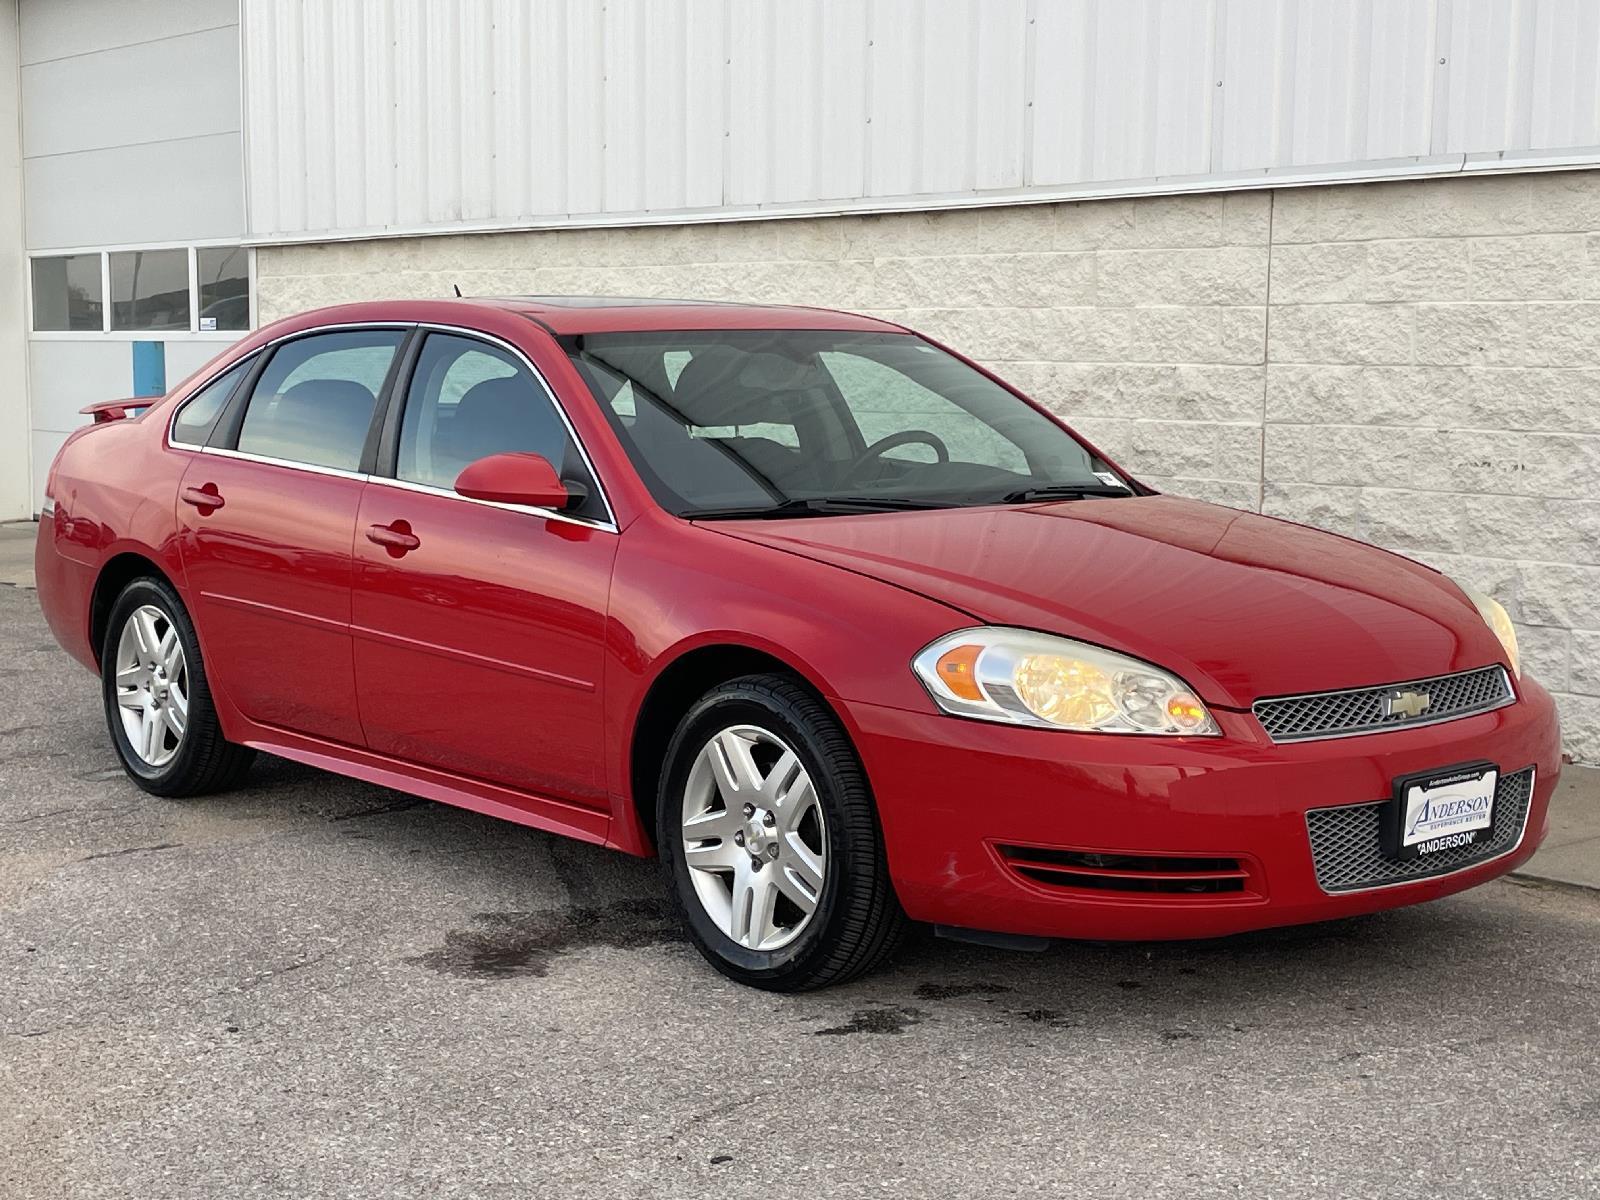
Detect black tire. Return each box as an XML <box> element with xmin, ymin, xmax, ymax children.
<box><xmin>657</xmin><ymin>674</ymin><xmax>907</xmax><ymax>991</ymax></box>
<box><xmin>100</xmin><ymin>576</ymin><xmax>255</xmax><ymax>797</ymax></box>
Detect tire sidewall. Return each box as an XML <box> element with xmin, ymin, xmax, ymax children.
<box><xmin>658</xmin><ymin>685</ymin><xmax>858</xmax><ymax>986</ymax></box>
<box><xmin>100</xmin><ymin>577</ymin><xmax>211</xmax><ymax>789</ymax></box>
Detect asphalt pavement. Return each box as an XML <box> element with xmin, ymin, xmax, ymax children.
<box><xmin>2</xmin><ymin>537</ymin><xmax>1599</xmax><ymax>1199</ymax></box>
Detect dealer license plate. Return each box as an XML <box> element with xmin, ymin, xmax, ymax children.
<box><xmin>1392</xmin><ymin>762</ymin><xmax>1498</xmax><ymax>861</ymax></box>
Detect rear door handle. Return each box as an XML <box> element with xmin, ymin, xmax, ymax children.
<box><xmin>366</xmin><ymin>520</ymin><xmax>420</xmax><ymax>555</ymax></box>
<box><xmin>180</xmin><ymin>483</ymin><xmax>225</xmax><ymax>511</ymax></box>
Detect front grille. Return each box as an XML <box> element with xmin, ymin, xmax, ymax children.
<box><xmin>1254</xmin><ymin>665</ymin><xmax>1513</xmax><ymax>743</ymax></box>
<box><xmin>998</xmin><ymin>845</ymin><xmax>1254</xmax><ymax>897</ymax></box>
<box><xmin>1305</xmin><ymin>767</ymin><xmax>1534</xmax><ymax>893</ymax></box>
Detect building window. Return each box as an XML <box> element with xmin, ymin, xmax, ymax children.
<box><xmin>198</xmin><ymin>246</ymin><xmax>250</xmax><ymax>331</ymax></box>
<box><xmin>31</xmin><ymin>254</ymin><xmax>103</xmax><ymax>331</ymax></box>
<box><xmin>29</xmin><ymin>244</ymin><xmax>251</xmax><ymax>335</ymax></box>
<box><xmin>110</xmin><ymin>248</ymin><xmax>191</xmax><ymax>331</ymax></box>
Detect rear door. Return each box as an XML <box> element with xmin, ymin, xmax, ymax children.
<box><xmin>350</xmin><ymin>330</ymin><xmax>618</xmax><ymax>812</ymax></box>
<box><xmin>175</xmin><ymin>327</ymin><xmax>407</xmax><ymax>744</ymax></box>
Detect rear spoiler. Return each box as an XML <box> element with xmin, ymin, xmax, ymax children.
<box><xmin>80</xmin><ymin>397</ymin><xmax>153</xmax><ymax>424</ymax></box>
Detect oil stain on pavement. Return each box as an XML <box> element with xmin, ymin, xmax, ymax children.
<box><xmin>405</xmin><ymin>896</ymin><xmax>683</xmax><ymax>979</ymax></box>
<box><xmin>813</xmin><ymin>1003</ymin><xmax>927</xmax><ymax>1036</ymax></box>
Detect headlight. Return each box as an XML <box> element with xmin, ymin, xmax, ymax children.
<box><xmin>1463</xmin><ymin>586</ymin><xmax>1520</xmax><ymax>678</ymax></box>
<box><xmin>912</xmin><ymin>628</ymin><xmax>1220</xmax><ymax>735</ymax></box>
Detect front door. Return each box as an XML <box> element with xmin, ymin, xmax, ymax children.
<box><xmin>176</xmin><ymin>328</ymin><xmax>406</xmax><ymax>744</ymax></box>
<box><xmin>350</xmin><ymin>331</ymin><xmax>618</xmax><ymax>810</ymax></box>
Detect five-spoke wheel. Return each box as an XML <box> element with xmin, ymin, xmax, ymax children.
<box><xmin>100</xmin><ymin>576</ymin><xmax>254</xmax><ymax>796</ymax></box>
<box><xmin>112</xmin><ymin>604</ymin><xmax>190</xmax><ymax>768</ymax></box>
<box><xmin>659</xmin><ymin>674</ymin><xmax>906</xmax><ymax>991</ymax></box>
<box><xmin>680</xmin><ymin>725</ymin><xmax>828</xmax><ymax>952</ymax></box>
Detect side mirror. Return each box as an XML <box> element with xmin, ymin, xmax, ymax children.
<box><xmin>454</xmin><ymin>452</ymin><xmax>571</xmax><ymax>510</ymax></box>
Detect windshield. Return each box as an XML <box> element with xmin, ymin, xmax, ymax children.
<box><xmin>564</xmin><ymin>329</ymin><xmax>1131</xmax><ymax>517</ymax></box>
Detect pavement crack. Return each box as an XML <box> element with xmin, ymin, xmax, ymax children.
<box><xmin>228</xmin><ymin>948</ymin><xmax>338</xmax><ymax>995</ymax></box>
<box><xmin>78</xmin><ymin>842</ymin><xmax>182</xmax><ymax>862</ymax></box>
<box><xmin>7</xmin><ymin>807</ymin><xmax>78</xmax><ymax>825</ymax></box>
<box><xmin>330</xmin><ymin>797</ymin><xmax>427</xmax><ymax>822</ymax></box>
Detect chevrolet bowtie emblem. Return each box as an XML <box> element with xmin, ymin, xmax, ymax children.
<box><xmin>1384</xmin><ymin>688</ymin><xmax>1432</xmax><ymax>719</ymax></box>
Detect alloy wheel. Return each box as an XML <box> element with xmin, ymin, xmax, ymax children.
<box><xmin>113</xmin><ymin>604</ymin><xmax>190</xmax><ymax>768</ymax></box>
<box><xmin>679</xmin><ymin>724</ymin><xmax>828</xmax><ymax>952</ymax></box>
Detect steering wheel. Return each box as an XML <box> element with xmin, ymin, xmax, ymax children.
<box><xmin>840</xmin><ymin>430</ymin><xmax>950</xmax><ymax>486</ymax></box>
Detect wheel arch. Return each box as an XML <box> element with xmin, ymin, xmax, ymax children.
<box><xmin>89</xmin><ymin>551</ymin><xmax>174</xmax><ymax>667</ymax></box>
<box><xmin>625</xmin><ymin>641</ymin><xmax>846</xmax><ymax>856</ymax></box>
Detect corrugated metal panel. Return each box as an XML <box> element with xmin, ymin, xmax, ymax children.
<box><xmin>243</xmin><ymin>0</ymin><xmax>1600</xmax><ymax>242</ymax></box>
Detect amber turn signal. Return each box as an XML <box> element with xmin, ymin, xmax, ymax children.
<box><xmin>935</xmin><ymin>644</ymin><xmax>985</xmax><ymax>702</ymax></box>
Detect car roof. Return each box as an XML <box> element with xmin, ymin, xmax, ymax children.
<box><xmin>473</xmin><ymin>295</ymin><xmax>905</xmax><ymax>335</ymax></box>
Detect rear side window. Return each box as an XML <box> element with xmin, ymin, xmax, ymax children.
<box><xmin>236</xmin><ymin>330</ymin><xmax>403</xmax><ymax>471</ymax></box>
<box><xmin>170</xmin><ymin>358</ymin><xmax>250</xmax><ymax>447</ymax></box>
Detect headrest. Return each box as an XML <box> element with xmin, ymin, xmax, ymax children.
<box><xmin>455</xmin><ymin>376</ymin><xmax>528</xmax><ymax>421</ymax></box>
<box><xmin>279</xmin><ymin>377</ymin><xmax>375</xmax><ymax>416</ymax></box>
<box><xmin>671</xmin><ymin>348</ymin><xmax>823</xmax><ymax>427</ymax></box>
<box><xmin>437</xmin><ymin>375</ymin><xmax>563</xmax><ymax>470</ymax></box>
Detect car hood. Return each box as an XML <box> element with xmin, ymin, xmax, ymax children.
<box><xmin>709</xmin><ymin>495</ymin><xmax>1506</xmax><ymax>709</ymax></box>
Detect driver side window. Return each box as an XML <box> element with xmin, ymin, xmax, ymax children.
<box><xmin>820</xmin><ymin>351</ymin><xmax>1028</xmax><ymax>473</ymax></box>
<box><xmin>395</xmin><ymin>333</ymin><xmax>601</xmax><ymax>517</ymax></box>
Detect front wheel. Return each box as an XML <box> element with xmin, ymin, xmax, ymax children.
<box><xmin>657</xmin><ymin>674</ymin><xmax>906</xmax><ymax>991</ymax></box>
<box><xmin>101</xmin><ymin>577</ymin><xmax>254</xmax><ymax>797</ymax></box>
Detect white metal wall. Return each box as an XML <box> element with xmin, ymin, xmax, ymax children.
<box><xmin>23</xmin><ymin>0</ymin><xmax>244</xmax><ymax>249</ymax></box>
<box><xmin>20</xmin><ymin>0</ymin><xmax>247</xmax><ymax>513</ymax></box>
<box><xmin>244</xmin><ymin>0</ymin><xmax>1600</xmax><ymax>243</ymax></box>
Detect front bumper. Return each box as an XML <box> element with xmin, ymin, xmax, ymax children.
<box><xmin>845</xmin><ymin>675</ymin><xmax>1562</xmax><ymax>941</ymax></box>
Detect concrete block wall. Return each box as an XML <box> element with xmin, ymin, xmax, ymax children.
<box><xmin>255</xmin><ymin>169</ymin><xmax>1600</xmax><ymax>761</ymax></box>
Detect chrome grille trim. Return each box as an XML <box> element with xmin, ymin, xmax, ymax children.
<box><xmin>1305</xmin><ymin>767</ymin><xmax>1534</xmax><ymax>894</ymax></box>
<box><xmin>1253</xmin><ymin>665</ymin><xmax>1514</xmax><ymax>743</ymax></box>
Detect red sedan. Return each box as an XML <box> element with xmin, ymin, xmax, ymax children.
<box><xmin>35</xmin><ymin>297</ymin><xmax>1560</xmax><ymax>990</ymax></box>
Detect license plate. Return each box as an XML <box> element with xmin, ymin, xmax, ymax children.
<box><xmin>1390</xmin><ymin>762</ymin><xmax>1498</xmax><ymax>860</ymax></box>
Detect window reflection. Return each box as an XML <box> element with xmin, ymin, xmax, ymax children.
<box><xmin>31</xmin><ymin>255</ymin><xmax>103</xmax><ymax>332</ymax></box>
<box><xmin>110</xmin><ymin>249</ymin><xmax>191</xmax><ymax>331</ymax></box>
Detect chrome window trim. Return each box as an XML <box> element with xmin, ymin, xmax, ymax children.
<box><xmin>1252</xmin><ymin>665</ymin><xmax>1515</xmax><ymax>743</ymax></box>
<box><xmin>363</xmin><ymin>473</ymin><xmax>618</xmax><ymax>533</ymax></box>
<box><xmin>1304</xmin><ymin>766</ymin><xmax>1535</xmax><ymax>896</ymax></box>
<box><xmin>161</xmin><ymin>318</ymin><xmax>621</xmax><ymax>535</ymax></box>
<box><xmin>180</xmin><ymin>449</ymin><xmax>617</xmax><ymax>533</ymax></box>
<box><xmin>195</xmin><ymin>444</ymin><xmax>369</xmax><ymax>483</ymax></box>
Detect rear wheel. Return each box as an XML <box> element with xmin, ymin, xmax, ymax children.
<box><xmin>101</xmin><ymin>577</ymin><xmax>254</xmax><ymax>797</ymax></box>
<box><xmin>657</xmin><ymin>674</ymin><xmax>906</xmax><ymax>991</ymax></box>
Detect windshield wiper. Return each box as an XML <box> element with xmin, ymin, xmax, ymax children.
<box><xmin>685</xmin><ymin>496</ymin><xmax>951</xmax><ymax>520</ymax></box>
<box><xmin>999</xmin><ymin>483</ymin><xmax>1136</xmax><ymax>504</ymax></box>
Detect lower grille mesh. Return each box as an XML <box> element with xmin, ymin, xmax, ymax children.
<box><xmin>1305</xmin><ymin>767</ymin><xmax>1534</xmax><ymax>893</ymax></box>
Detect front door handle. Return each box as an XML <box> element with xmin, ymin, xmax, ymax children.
<box><xmin>180</xmin><ymin>483</ymin><xmax>225</xmax><ymax>512</ymax></box>
<box><xmin>366</xmin><ymin>520</ymin><xmax>420</xmax><ymax>556</ymax></box>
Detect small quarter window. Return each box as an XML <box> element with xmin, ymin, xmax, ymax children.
<box><xmin>171</xmin><ymin>359</ymin><xmax>251</xmax><ymax>447</ymax></box>
<box><xmin>236</xmin><ymin>330</ymin><xmax>403</xmax><ymax>471</ymax></box>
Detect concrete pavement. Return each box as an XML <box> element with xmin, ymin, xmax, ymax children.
<box><xmin>0</xmin><ymin>519</ymin><xmax>33</xmax><ymax>588</ymax></box>
<box><xmin>1512</xmin><ymin>766</ymin><xmax>1600</xmax><ymax>891</ymax></box>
